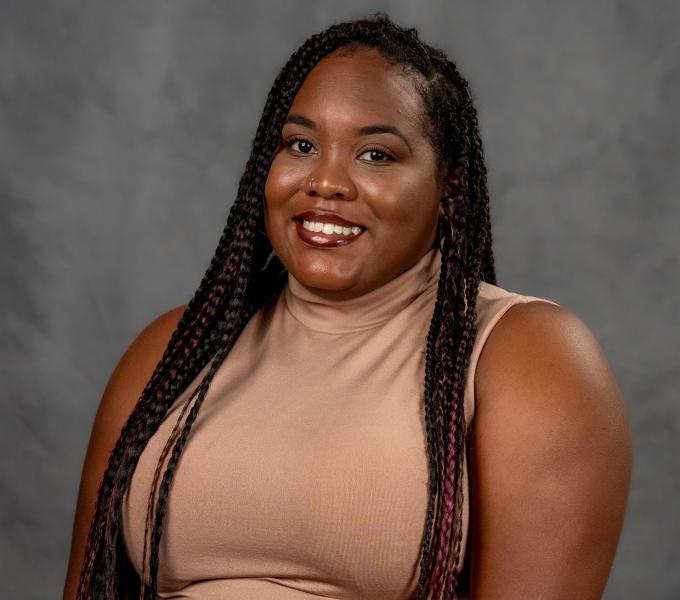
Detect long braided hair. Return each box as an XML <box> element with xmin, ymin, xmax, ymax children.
<box><xmin>76</xmin><ymin>12</ymin><xmax>495</xmax><ymax>600</ymax></box>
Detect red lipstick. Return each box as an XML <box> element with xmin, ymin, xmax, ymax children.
<box><xmin>293</xmin><ymin>211</ymin><xmax>363</xmax><ymax>228</ymax></box>
<box><xmin>293</xmin><ymin>212</ymin><xmax>365</xmax><ymax>248</ymax></box>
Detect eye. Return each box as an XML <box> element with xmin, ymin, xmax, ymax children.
<box><xmin>284</xmin><ymin>136</ymin><xmax>315</xmax><ymax>155</ymax></box>
<box><xmin>358</xmin><ymin>146</ymin><xmax>395</xmax><ymax>162</ymax></box>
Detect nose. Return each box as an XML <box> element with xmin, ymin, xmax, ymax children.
<box><xmin>304</xmin><ymin>159</ymin><xmax>358</xmax><ymax>201</ymax></box>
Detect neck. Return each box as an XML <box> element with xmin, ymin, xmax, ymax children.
<box><xmin>283</xmin><ymin>248</ymin><xmax>442</xmax><ymax>334</ymax></box>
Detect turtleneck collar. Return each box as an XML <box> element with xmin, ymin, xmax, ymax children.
<box><xmin>283</xmin><ymin>247</ymin><xmax>441</xmax><ymax>334</ymax></box>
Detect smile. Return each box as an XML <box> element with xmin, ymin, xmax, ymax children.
<box><xmin>294</xmin><ymin>219</ymin><xmax>365</xmax><ymax>248</ymax></box>
<box><xmin>301</xmin><ymin>220</ymin><xmax>363</xmax><ymax>236</ymax></box>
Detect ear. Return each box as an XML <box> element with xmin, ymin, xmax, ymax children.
<box><xmin>437</xmin><ymin>163</ymin><xmax>460</xmax><ymax>198</ymax></box>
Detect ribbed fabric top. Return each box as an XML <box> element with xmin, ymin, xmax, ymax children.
<box><xmin>284</xmin><ymin>250</ymin><xmax>440</xmax><ymax>334</ymax></box>
<box><xmin>121</xmin><ymin>247</ymin><xmax>558</xmax><ymax>599</ymax></box>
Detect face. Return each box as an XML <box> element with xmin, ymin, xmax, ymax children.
<box><xmin>264</xmin><ymin>46</ymin><xmax>449</xmax><ymax>301</ymax></box>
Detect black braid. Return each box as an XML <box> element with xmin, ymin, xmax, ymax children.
<box><xmin>77</xmin><ymin>12</ymin><xmax>496</xmax><ymax>600</ymax></box>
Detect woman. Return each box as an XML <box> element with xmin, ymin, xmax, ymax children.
<box><xmin>64</xmin><ymin>13</ymin><xmax>632</xmax><ymax>600</ymax></box>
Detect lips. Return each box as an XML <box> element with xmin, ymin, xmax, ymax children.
<box><xmin>293</xmin><ymin>210</ymin><xmax>364</xmax><ymax>229</ymax></box>
<box><xmin>292</xmin><ymin>210</ymin><xmax>366</xmax><ymax>249</ymax></box>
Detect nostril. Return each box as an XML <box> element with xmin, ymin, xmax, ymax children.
<box><xmin>305</xmin><ymin>177</ymin><xmax>354</xmax><ymax>200</ymax></box>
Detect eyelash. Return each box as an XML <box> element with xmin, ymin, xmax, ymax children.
<box><xmin>283</xmin><ymin>135</ymin><xmax>396</xmax><ymax>162</ymax></box>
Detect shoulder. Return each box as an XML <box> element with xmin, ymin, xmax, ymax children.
<box><xmin>86</xmin><ymin>304</ymin><xmax>188</xmax><ymax>482</ymax></box>
<box><xmin>468</xmin><ymin>299</ymin><xmax>633</xmax><ymax>597</ymax></box>
<box><xmin>91</xmin><ymin>304</ymin><xmax>187</xmax><ymax>459</ymax></box>
<box><xmin>474</xmin><ymin>298</ymin><xmax>632</xmax><ymax>480</ymax></box>
<box><xmin>100</xmin><ymin>306</ymin><xmax>186</xmax><ymax>418</ymax></box>
<box><xmin>117</xmin><ymin>305</ymin><xmax>187</xmax><ymax>378</ymax></box>
<box><xmin>475</xmin><ymin>299</ymin><xmax>624</xmax><ymax>419</ymax></box>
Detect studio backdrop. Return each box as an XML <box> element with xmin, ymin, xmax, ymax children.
<box><xmin>1</xmin><ymin>1</ymin><xmax>678</xmax><ymax>598</ymax></box>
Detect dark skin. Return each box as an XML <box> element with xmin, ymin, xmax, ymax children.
<box><xmin>64</xmin><ymin>47</ymin><xmax>632</xmax><ymax>599</ymax></box>
<box><xmin>264</xmin><ymin>48</ymin><xmax>453</xmax><ymax>301</ymax></box>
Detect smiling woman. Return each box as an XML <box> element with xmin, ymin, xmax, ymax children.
<box><xmin>264</xmin><ymin>47</ymin><xmax>447</xmax><ymax>300</ymax></box>
<box><xmin>64</xmin><ymin>12</ymin><xmax>632</xmax><ymax>600</ymax></box>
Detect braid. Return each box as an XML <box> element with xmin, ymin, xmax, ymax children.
<box><xmin>77</xmin><ymin>12</ymin><xmax>495</xmax><ymax>599</ymax></box>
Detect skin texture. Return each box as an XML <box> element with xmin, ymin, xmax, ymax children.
<box><xmin>471</xmin><ymin>301</ymin><xmax>632</xmax><ymax>598</ymax></box>
<box><xmin>264</xmin><ymin>48</ymin><xmax>452</xmax><ymax>301</ymax></box>
<box><xmin>64</xmin><ymin>47</ymin><xmax>632</xmax><ymax>599</ymax></box>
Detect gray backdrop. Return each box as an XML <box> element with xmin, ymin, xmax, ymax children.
<box><xmin>1</xmin><ymin>1</ymin><xmax>678</xmax><ymax>598</ymax></box>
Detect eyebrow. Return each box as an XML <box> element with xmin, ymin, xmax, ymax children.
<box><xmin>284</xmin><ymin>114</ymin><xmax>412</xmax><ymax>152</ymax></box>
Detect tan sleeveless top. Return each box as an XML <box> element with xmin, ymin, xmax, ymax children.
<box><xmin>121</xmin><ymin>247</ymin><xmax>559</xmax><ymax>599</ymax></box>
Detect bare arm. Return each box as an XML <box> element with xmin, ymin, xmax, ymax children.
<box><xmin>62</xmin><ymin>306</ymin><xmax>185</xmax><ymax>600</ymax></box>
<box><xmin>469</xmin><ymin>301</ymin><xmax>633</xmax><ymax>599</ymax></box>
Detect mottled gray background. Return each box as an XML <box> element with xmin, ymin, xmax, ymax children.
<box><xmin>1</xmin><ymin>0</ymin><xmax>678</xmax><ymax>598</ymax></box>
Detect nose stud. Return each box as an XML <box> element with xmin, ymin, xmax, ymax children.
<box><xmin>304</xmin><ymin>176</ymin><xmax>352</xmax><ymax>199</ymax></box>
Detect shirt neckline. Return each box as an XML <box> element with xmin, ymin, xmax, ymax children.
<box><xmin>283</xmin><ymin>247</ymin><xmax>442</xmax><ymax>334</ymax></box>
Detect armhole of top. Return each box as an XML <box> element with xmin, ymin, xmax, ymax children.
<box><xmin>464</xmin><ymin>294</ymin><xmax>561</xmax><ymax>433</ymax></box>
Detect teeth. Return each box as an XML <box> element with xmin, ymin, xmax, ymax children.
<box><xmin>301</xmin><ymin>219</ymin><xmax>363</xmax><ymax>236</ymax></box>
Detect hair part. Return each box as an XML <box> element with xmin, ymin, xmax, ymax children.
<box><xmin>77</xmin><ymin>12</ymin><xmax>495</xmax><ymax>600</ymax></box>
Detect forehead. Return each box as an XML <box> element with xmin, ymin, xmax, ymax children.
<box><xmin>288</xmin><ymin>48</ymin><xmax>426</xmax><ymax>132</ymax></box>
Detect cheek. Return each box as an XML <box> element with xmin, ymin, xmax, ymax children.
<box><xmin>364</xmin><ymin>174</ymin><xmax>439</xmax><ymax>229</ymax></box>
<box><xmin>264</xmin><ymin>158</ymin><xmax>304</xmax><ymax>247</ymax></box>
<box><xmin>264</xmin><ymin>156</ymin><xmax>303</xmax><ymax>211</ymax></box>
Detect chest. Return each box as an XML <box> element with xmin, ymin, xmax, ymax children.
<box><xmin>122</xmin><ymin>306</ymin><xmax>433</xmax><ymax>598</ymax></box>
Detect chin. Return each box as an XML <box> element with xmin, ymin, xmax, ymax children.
<box><xmin>293</xmin><ymin>268</ymin><xmax>355</xmax><ymax>292</ymax></box>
